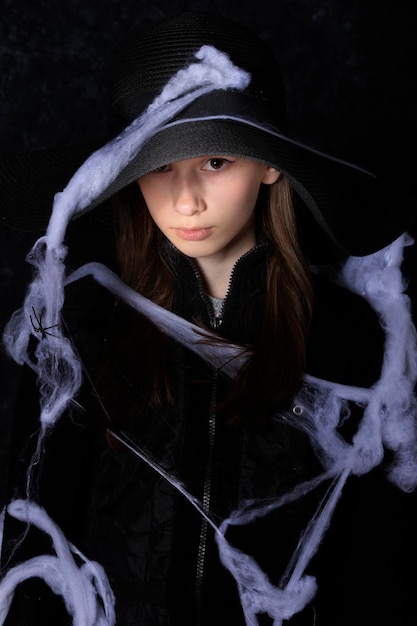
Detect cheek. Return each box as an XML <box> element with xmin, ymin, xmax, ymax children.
<box><xmin>234</xmin><ymin>180</ymin><xmax>262</xmax><ymax>214</ymax></box>
<box><xmin>145</xmin><ymin>204</ymin><xmax>165</xmax><ymax>231</ymax></box>
<box><xmin>224</xmin><ymin>191</ymin><xmax>259</xmax><ymax>230</ymax></box>
<box><xmin>222</xmin><ymin>178</ymin><xmax>259</xmax><ymax>204</ymax></box>
<box><xmin>136</xmin><ymin>182</ymin><xmax>163</xmax><ymax>228</ymax></box>
<box><xmin>137</xmin><ymin>180</ymin><xmax>154</xmax><ymax>205</ymax></box>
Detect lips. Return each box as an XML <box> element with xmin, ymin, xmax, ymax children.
<box><xmin>174</xmin><ymin>228</ymin><xmax>212</xmax><ymax>241</ymax></box>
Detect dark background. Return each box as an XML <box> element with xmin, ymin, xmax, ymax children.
<box><xmin>1</xmin><ymin>0</ymin><xmax>416</xmax><ymax>508</ymax></box>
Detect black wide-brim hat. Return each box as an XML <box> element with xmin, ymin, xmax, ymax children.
<box><xmin>1</xmin><ymin>11</ymin><xmax>416</xmax><ymax>265</ymax></box>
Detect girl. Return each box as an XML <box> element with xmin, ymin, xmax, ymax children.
<box><xmin>1</xmin><ymin>10</ymin><xmax>417</xmax><ymax>626</ymax></box>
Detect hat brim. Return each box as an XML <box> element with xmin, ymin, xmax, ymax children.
<box><xmin>1</xmin><ymin>119</ymin><xmax>416</xmax><ymax>264</ymax></box>
<box><xmin>85</xmin><ymin>118</ymin><xmax>417</xmax><ymax>259</ymax></box>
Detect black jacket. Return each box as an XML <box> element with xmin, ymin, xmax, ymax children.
<box><xmin>2</xmin><ymin>241</ymin><xmax>417</xmax><ymax>626</ymax></box>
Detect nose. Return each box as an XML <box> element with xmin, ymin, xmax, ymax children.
<box><xmin>172</xmin><ymin>171</ymin><xmax>205</xmax><ymax>216</ymax></box>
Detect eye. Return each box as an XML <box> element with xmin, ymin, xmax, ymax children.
<box><xmin>152</xmin><ymin>164</ymin><xmax>171</xmax><ymax>173</ymax></box>
<box><xmin>203</xmin><ymin>158</ymin><xmax>233</xmax><ymax>171</ymax></box>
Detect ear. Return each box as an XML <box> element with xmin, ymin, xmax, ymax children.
<box><xmin>261</xmin><ymin>166</ymin><xmax>280</xmax><ymax>185</ymax></box>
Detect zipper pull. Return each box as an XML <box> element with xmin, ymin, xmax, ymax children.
<box><xmin>210</xmin><ymin>316</ymin><xmax>223</xmax><ymax>330</ymax></box>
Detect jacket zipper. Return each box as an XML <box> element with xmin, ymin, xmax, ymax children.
<box><xmin>190</xmin><ymin>238</ymin><xmax>269</xmax><ymax>330</ymax></box>
<box><xmin>189</xmin><ymin>239</ymin><xmax>269</xmax><ymax>622</ymax></box>
<box><xmin>195</xmin><ymin>373</ymin><xmax>217</xmax><ymax>623</ymax></box>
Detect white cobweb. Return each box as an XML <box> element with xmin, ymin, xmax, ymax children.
<box><xmin>1</xmin><ymin>43</ymin><xmax>417</xmax><ymax>626</ymax></box>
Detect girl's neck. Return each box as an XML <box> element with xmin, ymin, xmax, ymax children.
<box><xmin>196</xmin><ymin>257</ymin><xmax>234</xmax><ymax>299</ymax></box>
<box><xmin>195</xmin><ymin>238</ymin><xmax>256</xmax><ymax>299</ymax></box>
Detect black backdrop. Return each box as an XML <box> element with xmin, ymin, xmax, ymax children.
<box><xmin>1</xmin><ymin>0</ymin><xmax>416</xmax><ymax>507</ymax></box>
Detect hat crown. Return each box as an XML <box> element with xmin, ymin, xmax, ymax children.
<box><xmin>110</xmin><ymin>11</ymin><xmax>287</xmax><ymax>128</ymax></box>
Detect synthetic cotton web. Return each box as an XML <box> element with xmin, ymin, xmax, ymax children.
<box><xmin>0</xmin><ymin>500</ymin><xmax>115</xmax><ymax>626</ymax></box>
<box><xmin>1</xmin><ymin>44</ymin><xmax>417</xmax><ymax>626</ymax></box>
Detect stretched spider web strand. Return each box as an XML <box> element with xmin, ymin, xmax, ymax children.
<box><xmin>273</xmin><ymin>463</ymin><xmax>352</xmax><ymax>625</ymax></box>
<box><xmin>65</xmin><ymin>262</ymin><xmax>248</xmax><ymax>378</ymax></box>
<box><xmin>107</xmin><ymin>429</ymin><xmax>220</xmax><ymax>534</ymax></box>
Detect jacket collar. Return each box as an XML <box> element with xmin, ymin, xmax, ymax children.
<box><xmin>162</xmin><ymin>236</ymin><xmax>272</xmax><ymax>343</ymax></box>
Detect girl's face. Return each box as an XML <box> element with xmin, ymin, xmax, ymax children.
<box><xmin>137</xmin><ymin>156</ymin><xmax>279</xmax><ymax>265</ymax></box>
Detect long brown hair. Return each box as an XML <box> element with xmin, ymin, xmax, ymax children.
<box><xmin>112</xmin><ymin>175</ymin><xmax>313</xmax><ymax>426</ymax></box>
